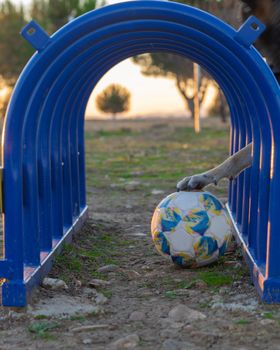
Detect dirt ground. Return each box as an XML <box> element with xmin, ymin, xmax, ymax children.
<box><xmin>1</xmin><ymin>118</ymin><xmax>280</xmax><ymax>350</ymax></box>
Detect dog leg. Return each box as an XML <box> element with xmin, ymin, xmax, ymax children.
<box><xmin>177</xmin><ymin>143</ymin><xmax>252</xmax><ymax>191</ymax></box>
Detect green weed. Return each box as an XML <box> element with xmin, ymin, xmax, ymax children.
<box><xmin>234</xmin><ymin>319</ymin><xmax>250</xmax><ymax>325</ymax></box>
<box><xmin>165</xmin><ymin>291</ymin><xmax>177</xmax><ymax>299</ymax></box>
<box><xmin>33</xmin><ymin>315</ymin><xmax>49</xmax><ymax>320</ymax></box>
<box><xmin>28</xmin><ymin>322</ymin><xmax>59</xmax><ymax>340</ymax></box>
<box><xmin>198</xmin><ymin>271</ymin><xmax>233</xmax><ymax>287</ymax></box>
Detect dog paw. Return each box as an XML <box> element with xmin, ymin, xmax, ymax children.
<box><xmin>177</xmin><ymin>174</ymin><xmax>214</xmax><ymax>191</ymax></box>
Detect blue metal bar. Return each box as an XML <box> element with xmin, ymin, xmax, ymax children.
<box><xmin>0</xmin><ymin>260</ymin><xmax>14</xmax><ymax>279</ymax></box>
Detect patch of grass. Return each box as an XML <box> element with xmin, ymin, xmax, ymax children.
<box><xmin>85</xmin><ymin>122</ymin><xmax>229</xmax><ymax>193</ymax></box>
<box><xmin>55</xmin><ymin>245</ymin><xmax>82</xmax><ymax>273</ymax></box>
<box><xmin>101</xmin><ymin>289</ymin><xmax>113</xmax><ymax>299</ymax></box>
<box><xmin>199</xmin><ymin>302</ymin><xmax>211</xmax><ymax>309</ymax></box>
<box><xmin>28</xmin><ymin>322</ymin><xmax>59</xmax><ymax>340</ymax></box>
<box><xmin>263</xmin><ymin>312</ymin><xmax>274</xmax><ymax>319</ymax></box>
<box><xmin>234</xmin><ymin>319</ymin><xmax>250</xmax><ymax>325</ymax></box>
<box><xmin>70</xmin><ymin>315</ymin><xmax>86</xmax><ymax>322</ymax></box>
<box><xmin>92</xmin><ymin>128</ymin><xmax>136</xmax><ymax>138</ymax></box>
<box><xmin>52</xmin><ymin>222</ymin><xmax>133</xmax><ymax>285</ymax></box>
<box><xmin>198</xmin><ymin>271</ymin><xmax>233</xmax><ymax>287</ymax></box>
<box><xmin>165</xmin><ymin>291</ymin><xmax>177</xmax><ymax>299</ymax></box>
<box><xmin>33</xmin><ymin>315</ymin><xmax>49</xmax><ymax>320</ymax></box>
<box><xmin>91</xmin><ymin>270</ymin><xmax>108</xmax><ymax>280</ymax></box>
<box><xmin>141</xmin><ymin>281</ymin><xmax>155</xmax><ymax>289</ymax></box>
<box><xmin>175</xmin><ymin>280</ymin><xmax>197</xmax><ymax>290</ymax></box>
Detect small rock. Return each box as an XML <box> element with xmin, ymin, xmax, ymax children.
<box><xmin>124</xmin><ymin>181</ymin><xmax>141</xmax><ymax>192</ymax></box>
<box><xmin>151</xmin><ymin>189</ymin><xmax>164</xmax><ymax>195</ymax></box>
<box><xmin>74</xmin><ymin>279</ymin><xmax>82</xmax><ymax>288</ymax></box>
<box><xmin>130</xmin><ymin>171</ymin><xmax>145</xmax><ymax>176</ymax></box>
<box><xmin>211</xmin><ymin>301</ymin><xmax>258</xmax><ymax>312</ymax></box>
<box><xmin>123</xmin><ymin>270</ymin><xmax>141</xmax><ymax>279</ymax></box>
<box><xmin>161</xmin><ymin>339</ymin><xmax>196</xmax><ymax>350</ymax></box>
<box><xmin>95</xmin><ymin>293</ymin><xmax>108</xmax><ymax>305</ymax></box>
<box><xmin>109</xmin><ymin>334</ymin><xmax>140</xmax><ymax>349</ymax></box>
<box><xmin>233</xmin><ymin>262</ymin><xmax>243</xmax><ymax>269</ymax></box>
<box><xmin>195</xmin><ymin>280</ymin><xmax>208</xmax><ymax>289</ymax></box>
<box><xmin>83</xmin><ymin>287</ymin><xmax>97</xmax><ymax>297</ymax></box>
<box><xmin>172</xmin><ymin>289</ymin><xmax>191</xmax><ymax>297</ymax></box>
<box><xmin>140</xmin><ymin>291</ymin><xmax>154</xmax><ymax>297</ymax></box>
<box><xmin>219</xmin><ymin>287</ymin><xmax>229</xmax><ymax>295</ymax></box>
<box><xmin>110</xmin><ymin>183</ymin><xmax>119</xmax><ymax>189</ymax></box>
<box><xmin>129</xmin><ymin>311</ymin><xmax>146</xmax><ymax>321</ymax></box>
<box><xmin>98</xmin><ymin>265</ymin><xmax>119</xmax><ymax>274</ymax></box>
<box><xmin>88</xmin><ymin>279</ymin><xmax>111</xmax><ymax>288</ymax></box>
<box><xmin>173</xmin><ymin>278</ymin><xmax>183</xmax><ymax>283</ymax></box>
<box><xmin>160</xmin><ymin>319</ymin><xmax>184</xmax><ymax>329</ymax></box>
<box><xmin>126</xmin><ymin>180</ymin><xmax>141</xmax><ymax>186</ymax></box>
<box><xmin>72</xmin><ymin>324</ymin><xmax>110</xmax><ymax>333</ymax></box>
<box><xmin>29</xmin><ymin>295</ymin><xmax>103</xmax><ymax>319</ymax></box>
<box><xmin>159</xmin><ymin>329</ymin><xmax>181</xmax><ymax>339</ymax></box>
<box><xmin>42</xmin><ymin>278</ymin><xmax>68</xmax><ymax>290</ymax></box>
<box><xmin>127</xmin><ymin>233</ymin><xmax>147</xmax><ymax>237</ymax></box>
<box><xmin>168</xmin><ymin>305</ymin><xmax>206</xmax><ymax>323</ymax></box>
<box><xmin>260</xmin><ymin>319</ymin><xmax>275</xmax><ymax>326</ymax></box>
<box><xmin>8</xmin><ymin>311</ymin><xmax>26</xmax><ymax>320</ymax></box>
<box><xmin>82</xmin><ymin>339</ymin><xmax>93</xmax><ymax>345</ymax></box>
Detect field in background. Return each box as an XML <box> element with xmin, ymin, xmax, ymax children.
<box><xmin>85</xmin><ymin>117</ymin><xmax>230</xmax><ymax>200</ymax></box>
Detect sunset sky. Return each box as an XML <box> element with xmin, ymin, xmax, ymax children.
<box><xmin>10</xmin><ymin>0</ymin><xmax>192</xmax><ymax>118</ymax></box>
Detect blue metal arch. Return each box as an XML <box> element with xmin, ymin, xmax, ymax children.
<box><xmin>1</xmin><ymin>0</ymin><xmax>279</xmax><ymax>306</ymax></box>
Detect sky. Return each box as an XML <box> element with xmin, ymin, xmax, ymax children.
<box><xmin>9</xmin><ymin>0</ymin><xmax>198</xmax><ymax>118</ymax></box>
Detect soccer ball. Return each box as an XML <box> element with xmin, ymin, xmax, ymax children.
<box><xmin>151</xmin><ymin>191</ymin><xmax>232</xmax><ymax>268</ymax></box>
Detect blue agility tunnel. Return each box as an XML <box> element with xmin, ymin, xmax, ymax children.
<box><xmin>0</xmin><ymin>0</ymin><xmax>279</xmax><ymax>306</ymax></box>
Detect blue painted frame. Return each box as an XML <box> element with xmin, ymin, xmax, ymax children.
<box><xmin>0</xmin><ymin>0</ymin><xmax>279</xmax><ymax>306</ymax></box>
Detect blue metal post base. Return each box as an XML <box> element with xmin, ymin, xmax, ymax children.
<box><xmin>1</xmin><ymin>207</ymin><xmax>88</xmax><ymax>307</ymax></box>
<box><xmin>226</xmin><ymin>203</ymin><xmax>280</xmax><ymax>303</ymax></box>
<box><xmin>1</xmin><ymin>281</ymin><xmax>27</xmax><ymax>307</ymax></box>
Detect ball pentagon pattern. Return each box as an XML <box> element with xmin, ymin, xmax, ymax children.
<box><xmin>151</xmin><ymin>191</ymin><xmax>232</xmax><ymax>267</ymax></box>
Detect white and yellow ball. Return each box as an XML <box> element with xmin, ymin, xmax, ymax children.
<box><xmin>151</xmin><ymin>191</ymin><xmax>232</xmax><ymax>268</ymax></box>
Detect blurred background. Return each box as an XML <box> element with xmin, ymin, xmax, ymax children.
<box><xmin>0</xmin><ymin>0</ymin><xmax>243</xmax><ymax>124</ymax></box>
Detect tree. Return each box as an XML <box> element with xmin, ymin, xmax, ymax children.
<box><xmin>173</xmin><ymin>0</ymin><xmax>241</xmax><ymax>28</ymax></box>
<box><xmin>133</xmin><ymin>0</ymin><xmax>241</xmax><ymax>124</ymax></box>
<box><xmin>0</xmin><ymin>0</ymin><xmax>98</xmax><ymax>119</ymax></box>
<box><xmin>132</xmin><ymin>53</ymin><xmax>209</xmax><ymax>120</ymax></box>
<box><xmin>0</xmin><ymin>1</ymin><xmax>35</xmax><ymax>118</ymax></box>
<box><xmin>31</xmin><ymin>0</ymin><xmax>97</xmax><ymax>34</ymax></box>
<box><xmin>0</xmin><ymin>1</ymin><xmax>33</xmax><ymax>84</ymax></box>
<box><xmin>96</xmin><ymin>84</ymin><xmax>131</xmax><ymax>119</ymax></box>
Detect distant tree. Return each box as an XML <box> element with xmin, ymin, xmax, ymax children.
<box><xmin>172</xmin><ymin>0</ymin><xmax>241</xmax><ymax>28</ymax></box>
<box><xmin>133</xmin><ymin>53</ymin><xmax>209</xmax><ymax>120</ymax></box>
<box><xmin>0</xmin><ymin>0</ymin><xmax>98</xmax><ymax>118</ymax></box>
<box><xmin>0</xmin><ymin>1</ymin><xmax>35</xmax><ymax>118</ymax></box>
<box><xmin>75</xmin><ymin>0</ymin><xmax>98</xmax><ymax>18</ymax></box>
<box><xmin>31</xmin><ymin>0</ymin><xmax>97</xmax><ymax>33</ymax></box>
<box><xmin>96</xmin><ymin>84</ymin><xmax>131</xmax><ymax>119</ymax></box>
<box><xmin>133</xmin><ymin>0</ymin><xmax>241</xmax><ymax>123</ymax></box>
<box><xmin>0</xmin><ymin>1</ymin><xmax>33</xmax><ymax>84</ymax></box>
